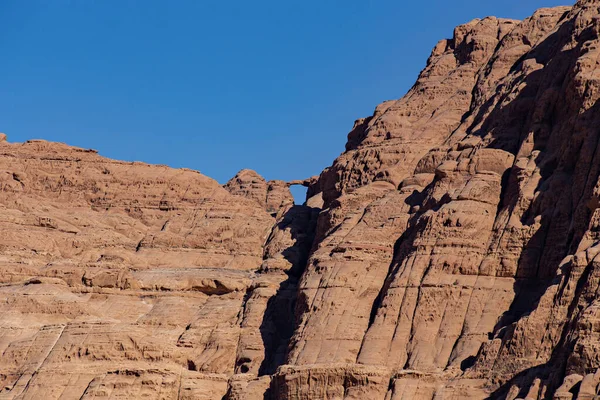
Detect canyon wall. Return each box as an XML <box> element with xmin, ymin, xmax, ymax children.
<box><xmin>8</xmin><ymin>1</ymin><xmax>600</xmax><ymax>399</ymax></box>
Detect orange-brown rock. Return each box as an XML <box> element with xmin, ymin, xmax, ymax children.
<box><xmin>224</xmin><ymin>169</ymin><xmax>294</xmax><ymax>215</ymax></box>
<box><xmin>0</xmin><ymin>139</ymin><xmax>316</xmax><ymax>399</ymax></box>
<box><xmin>12</xmin><ymin>1</ymin><xmax>600</xmax><ymax>399</ymax></box>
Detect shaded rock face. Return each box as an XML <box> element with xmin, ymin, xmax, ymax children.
<box><xmin>11</xmin><ymin>1</ymin><xmax>600</xmax><ymax>399</ymax></box>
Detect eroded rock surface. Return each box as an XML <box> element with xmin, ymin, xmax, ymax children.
<box><xmin>11</xmin><ymin>1</ymin><xmax>600</xmax><ymax>399</ymax></box>
<box><xmin>0</xmin><ymin>140</ymin><xmax>316</xmax><ymax>399</ymax></box>
<box><xmin>225</xmin><ymin>169</ymin><xmax>294</xmax><ymax>216</ymax></box>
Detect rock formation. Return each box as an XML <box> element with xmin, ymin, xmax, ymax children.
<box><xmin>0</xmin><ymin>140</ymin><xmax>312</xmax><ymax>399</ymax></box>
<box><xmin>10</xmin><ymin>1</ymin><xmax>600</xmax><ymax>399</ymax></box>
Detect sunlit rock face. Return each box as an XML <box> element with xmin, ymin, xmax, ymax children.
<box><xmin>11</xmin><ymin>2</ymin><xmax>600</xmax><ymax>399</ymax></box>
<box><xmin>0</xmin><ymin>139</ymin><xmax>314</xmax><ymax>399</ymax></box>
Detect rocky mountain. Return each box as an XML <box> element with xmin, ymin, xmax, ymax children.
<box><xmin>6</xmin><ymin>1</ymin><xmax>600</xmax><ymax>398</ymax></box>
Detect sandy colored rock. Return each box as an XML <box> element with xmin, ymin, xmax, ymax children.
<box><xmin>12</xmin><ymin>1</ymin><xmax>600</xmax><ymax>399</ymax></box>
<box><xmin>0</xmin><ymin>140</ymin><xmax>317</xmax><ymax>399</ymax></box>
<box><xmin>225</xmin><ymin>169</ymin><xmax>294</xmax><ymax>215</ymax></box>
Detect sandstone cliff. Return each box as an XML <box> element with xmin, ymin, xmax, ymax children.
<box><xmin>0</xmin><ymin>139</ymin><xmax>314</xmax><ymax>399</ymax></box>
<box><xmin>8</xmin><ymin>1</ymin><xmax>600</xmax><ymax>399</ymax></box>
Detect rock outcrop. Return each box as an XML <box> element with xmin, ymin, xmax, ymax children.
<box><xmin>0</xmin><ymin>139</ymin><xmax>316</xmax><ymax>399</ymax></box>
<box><xmin>225</xmin><ymin>169</ymin><xmax>294</xmax><ymax>216</ymax></box>
<box><xmin>11</xmin><ymin>1</ymin><xmax>600</xmax><ymax>399</ymax></box>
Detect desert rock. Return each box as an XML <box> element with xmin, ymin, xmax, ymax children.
<box><xmin>10</xmin><ymin>1</ymin><xmax>600</xmax><ymax>399</ymax></box>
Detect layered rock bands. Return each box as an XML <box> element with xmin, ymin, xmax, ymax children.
<box><xmin>8</xmin><ymin>1</ymin><xmax>600</xmax><ymax>399</ymax></box>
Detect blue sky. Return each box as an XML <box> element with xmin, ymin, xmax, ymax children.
<box><xmin>1</xmin><ymin>0</ymin><xmax>572</xmax><ymax>200</ymax></box>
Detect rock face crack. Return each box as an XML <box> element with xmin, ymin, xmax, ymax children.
<box><xmin>10</xmin><ymin>2</ymin><xmax>600</xmax><ymax>399</ymax></box>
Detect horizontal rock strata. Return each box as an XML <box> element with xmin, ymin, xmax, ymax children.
<box><xmin>11</xmin><ymin>1</ymin><xmax>600</xmax><ymax>399</ymax></box>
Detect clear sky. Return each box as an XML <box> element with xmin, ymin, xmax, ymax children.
<box><xmin>1</xmin><ymin>0</ymin><xmax>572</xmax><ymax>201</ymax></box>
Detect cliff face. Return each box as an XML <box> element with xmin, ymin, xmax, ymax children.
<box><xmin>6</xmin><ymin>1</ymin><xmax>600</xmax><ymax>399</ymax></box>
<box><xmin>0</xmin><ymin>139</ymin><xmax>314</xmax><ymax>399</ymax></box>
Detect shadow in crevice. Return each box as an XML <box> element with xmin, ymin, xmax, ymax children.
<box><xmin>364</xmin><ymin>186</ymin><xmax>431</xmax><ymax>331</ymax></box>
<box><xmin>257</xmin><ymin>277</ymin><xmax>299</xmax><ymax>376</ymax></box>
<box><xmin>256</xmin><ymin>204</ymin><xmax>320</xmax><ymax>376</ymax></box>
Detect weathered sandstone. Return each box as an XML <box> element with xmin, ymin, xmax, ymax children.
<box><xmin>12</xmin><ymin>1</ymin><xmax>600</xmax><ymax>399</ymax></box>
<box><xmin>0</xmin><ymin>139</ymin><xmax>315</xmax><ymax>399</ymax></box>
